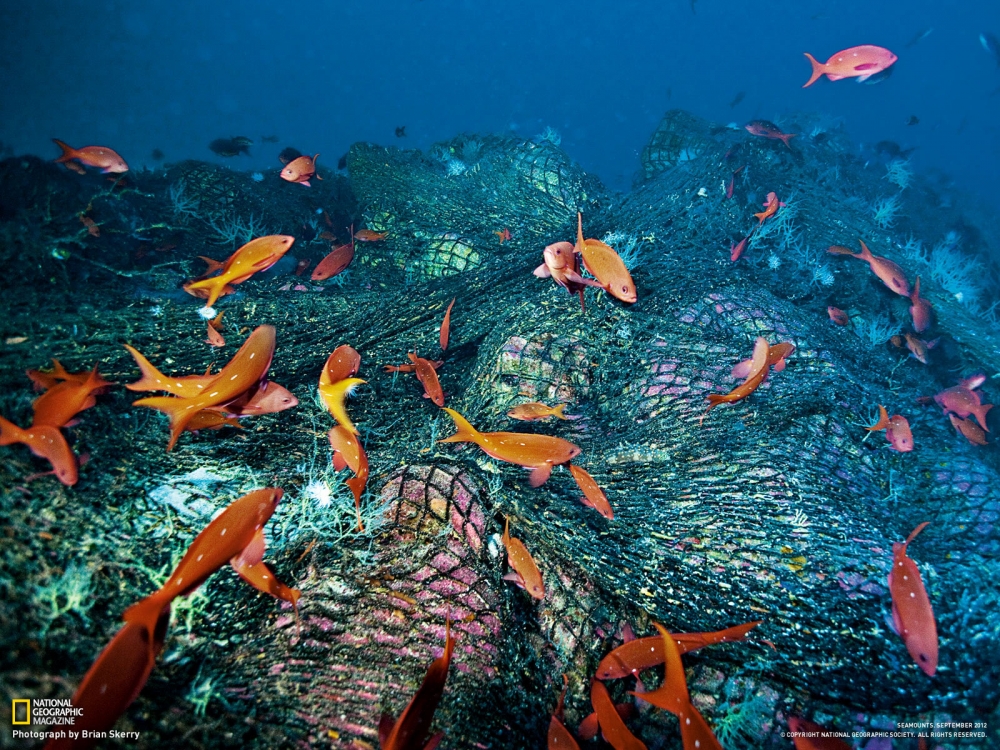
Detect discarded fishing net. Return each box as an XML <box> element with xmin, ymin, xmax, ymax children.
<box><xmin>1</xmin><ymin>108</ymin><xmax>999</xmax><ymax>750</ymax></box>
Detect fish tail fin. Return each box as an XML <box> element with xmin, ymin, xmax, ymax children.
<box><xmin>51</xmin><ymin>138</ymin><xmax>76</xmax><ymax>163</ymax></box>
<box><xmin>802</xmin><ymin>53</ymin><xmax>826</xmax><ymax>88</ymax></box>
<box><xmin>576</xmin><ymin>212</ymin><xmax>585</xmax><ymax>253</ymax></box>
<box><xmin>865</xmin><ymin>404</ymin><xmax>890</xmax><ymax>432</ymax></box>
<box><xmin>197</xmin><ymin>255</ymin><xmax>225</xmax><ymax>276</ymax></box>
<box><xmin>0</xmin><ymin>414</ymin><xmax>26</xmax><ymax>446</ymax></box>
<box><xmin>552</xmin><ymin>403</ymin><xmax>569</xmax><ymax>420</ymax></box>
<box><xmin>122</xmin><ymin>592</ymin><xmax>170</xmax><ymax>645</ymax></box>
<box><xmin>905</xmin><ymin>521</ymin><xmax>930</xmax><ymax>546</ymax></box>
<box><xmin>780</xmin><ymin>132</ymin><xmax>797</xmax><ymax>148</ymax></box>
<box><xmin>123</xmin><ymin>345</ymin><xmax>172</xmax><ymax>392</ymax></box>
<box><xmin>911</xmin><ymin>276</ymin><xmax>921</xmax><ymax>301</ymax></box>
<box><xmin>131</xmin><ymin>395</ymin><xmax>196</xmax><ymax>450</ymax></box>
<box><xmin>439</xmin><ymin>407</ymin><xmax>480</xmax><ymax>444</ymax></box>
<box><xmin>856</xmin><ymin>240</ymin><xmax>875</xmax><ymax>263</ymax></box>
<box><xmin>183</xmin><ymin>277</ymin><xmax>226</xmax><ymax>308</ymax></box>
<box><xmin>975</xmin><ymin>402</ymin><xmax>993</xmax><ymax>432</ymax></box>
<box><xmin>705</xmin><ymin>394</ymin><xmax>728</xmax><ymax>410</ymax></box>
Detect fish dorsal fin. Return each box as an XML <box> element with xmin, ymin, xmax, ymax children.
<box><xmin>905</xmin><ymin>521</ymin><xmax>930</xmax><ymax>547</ymax></box>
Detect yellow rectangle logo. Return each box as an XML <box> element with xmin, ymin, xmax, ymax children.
<box><xmin>12</xmin><ymin>699</ymin><xmax>30</xmax><ymax>725</ymax></box>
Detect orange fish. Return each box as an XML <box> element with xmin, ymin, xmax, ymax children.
<box><xmin>183</xmin><ymin>235</ymin><xmax>295</xmax><ymax>308</ymax></box>
<box><xmin>26</xmin><ymin>359</ymin><xmax>92</xmax><ymax>391</ymax></box>
<box><xmin>909</xmin><ymin>276</ymin><xmax>932</xmax><ymax>332</ymax></box>
<box><xmin>52</xmin><ymin>138</ymin><xmax>129</xmax><ymax>173</ymax></box>
<box><xmin>354</xmin><ymin>229</ymin><xmax>387</xmax><ymax>242</ymax></box>
<box><xmin>744</xmin><ymin>120</ymin><xmax>796</xmax><ymax>148</ymax></box>
<box><xmin>730</xmin><ymin>235</ymin><xmax>748</xmax><ymax>262</ymax></box>
<box><xmin>124</xmin><ymin>345</ymin><xmax>215</xmax><ymax>398</ymax></box>
<box><xmin>865</xmin><ymin>404</ymin><xmax>914</xmax><ymax>452</ymax></box>
<box><xmin>123</xmin><ymin>488</ymin><xmax>294</xmax><ymax>644</ymax></box>
<box><xmin>495</xmin><ymin>227</ymin><xmax>513</xmax><ymax>244</ymax></box>
<box><xmin>596</xmin><ymin>621</ymin><xmax>761</xmax><ymax>680</ymax></box>
<box><xmin>407</xmin><ymin>353</ymin><xmax>445</xmax><ymax>406</ymax></box>
<box><xmin>311</xmin><ymin>238</ymin><xmax>355</xmax><ymax>281</ymax></box>
<box><xmin>439</xmin><ymin>407</ymin><xmax>581</xmax><ymax>486</ymax></box>
<box><xmin>934</xmin><ymin>385</ymin><xmax>991</xmax><ymax>431</ymax></box>
<box><xmin>31</xmin><ymin>366</ymin><xmax>112</xmax><ymax>428</ymax></box>
<box><xmin>320</xmin><ymin>345</ymin><xmax>362</xmax><ymax>386</ymax></box>
<box><xmin>294</xmin><ymin>258</ymin><xmax>311</xmax><ymax>276</ymax></box>
<box><xmin>221</xmin><ymin>382</ymin><xmax>299</xmax><ymax>417</ymax></box>
<box><xmin>533</xmin><ymin>240</ymin><xmax>601</xmax><ymax>310</ymax></box>
<box><xmin>787</xmin><ymin>716</ymin><xmax>852</xmax><ymax>750</ymax></box>
<box><xmin>754</xmin><ymin>192</ymin><xmax>785</xmax><ymax>225</ymax></box>
<box><xmin>726</xmin><ymin>165</ymin><xmax>744</xmax><ymax>199</ymax></box>
<box><xmin>706</xmin><ymin>337</ymin><xmax>770</xmax><ymax>413</ymax></box>
<box><xmin>318</xmin><ymin>377</ymin><xmax>366</xmax><ymax>434</ymax></box>
<box><xmin>328</xmin><ymin>425</ymin><xmax>369</xmax><ymax>531</ymax></box>
<box><xmin>439</xmin><ymin>298</ymin><xmax>456</xmax><ymax>352</ymax></box>
<box><xmin>380</xmin><ymin>619</ymin><xmax>453</xmax><ymax>750</ymax></box>
<box><xmin>501</xmin><ymin>517</ymin><xmax>545</xmax><ymax>600</ymax></box>
<box><xmin>185</xmin><ymin>409</ymin><xmax>243</xmax><ymax>433</ymax></box>
<box><xmin>132</xmin><ymin>325</ymin><xmax>276</xmax><ymax>450</ymax></box>
<box><xmin>575</xmin><ymin>213</ymin><xmax>637</xmax><ymax>304</ymax></box>
<box><xmin>206</xmin><ymin>321</ymin><xmax>225</xmax><ymax>347</ymax></box>
<box><xmin>827</xmin><ymin>240</ymin><xmax>910</xmax><ymax>296</ymax></box>
<box><xmin>888</xmin><ymin>522</ymin><xmax>937</xmax><ymax>676</ymax></box>
<box><xmin>590</xmin><ymin>680</ymin><xmax>646</xmax><ymax>750</ymax></box>
<box><xmin>568</xmin><ymin>463</ymin><xmax>614</xmax><ymax>519</ymax></box>
<box><xmin>79</xmin><ymin>213</ymin><xmax>100</xmax><ymax>237</ymax></box>
<box><xmin>45</xmin><ymin>609</ymin><xmax>170</xmax><ymax>750</ymax></box>
<box><xmin>949</xmin><ymin>414</ymin><xmax>987</xmax><ymax>445</ymax></box>
<box><xmin>631</xmin><ymin>623</ymin><xmax>723</xmax><ymax>750</ymax></box>
<box><xmin>547</xmin><ymin>679</ymin><xmax>580</xmax><ymax>750</ymax></box>
<box><xmin>0</xmin><ymin>416</ymin><xmax>78</xmax><ymax>486</ymax></box>
<box><xmin>280</xmin><ymin>153</ymin><xmax>321</xmax><ymax>186</ymax></box>
<box><xmin>802</xmin><ymin>45</ymin><xmax>898</xmax><ymax>87</ymax></box>
<box><xmin>384</xmin><ymin>359</ymin><xmax>443</xmax><ymax>374</ymax></box>
<box><xmin>508</xmin><ymin>402</ymin><xmax>569</xmax><ymax>421</ymax></box>
<box><xmin>827</xmin><ymin>306</ymin><xmax>849</xmax><ymax>326</ymax></box>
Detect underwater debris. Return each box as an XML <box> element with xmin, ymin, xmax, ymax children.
<box><xmin>34</xmin><ymin>563</ymin><xmax>95</xmax><ymax>635</ymax></box>
<box><xmin>167</xmin><ymin>179</ymin><xmax>201</xmax><ymax>219</ymax></box>
<box><xmin>872</xmin><ymin>193</ymin><xmax>903</xmax><ymax>229</ymax></box>
<box><xmin>535</xmin><ymin>126</ymin><xmax>561</xmax><ymax>146</ymax></box>
<box><xmin>206</xmin><ymin>211</ymin><xmax>268</xmax><ymax>246</ymax></box>
<box><xmin>885</xmin><ymin>159</ymin><xmax>913</xmax><ymax>190</ymax></box>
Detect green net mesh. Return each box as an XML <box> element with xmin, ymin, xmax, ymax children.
<box><xmin>1</xmin><ymin>111</ymin><xmax>999</xmax><ymax>749</ymax></box>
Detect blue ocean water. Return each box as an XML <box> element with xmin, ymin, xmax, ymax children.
<box><xmin>2</xmin><ymin>0</ymin><xmax>998</xmax><ymax>210</ymax></box>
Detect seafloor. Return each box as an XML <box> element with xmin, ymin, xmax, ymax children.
<box><xmin>1</xmin><ymin>111</ymin><xmax>999</xmax><ymax>749</ymax></box>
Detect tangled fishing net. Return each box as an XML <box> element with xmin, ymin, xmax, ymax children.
<box><xmin>1</xmin><ymin>111</ymin><xmax>999</xmax><ymax>749</ymax></box>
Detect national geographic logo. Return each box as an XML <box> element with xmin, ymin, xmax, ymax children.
<box><xmin>10</xmin><ymin>698</ymin><xmax>80</xmax><ymax>725</ymax></box>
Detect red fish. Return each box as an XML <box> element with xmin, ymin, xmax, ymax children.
<box><xmin>0</xmin><ymin>416</ymin><xmax>78</xmax><ymax>485</ymax></box>
<box><xmin>568</xmin><ymin>463</ymin><xmax>614</xmax><ymax>519</ymax></box>
<box><xmin>132</xmin><ymin>325</ymin><xmax>276</xmax><ymax>450</ymax></box>
<box><xmin>754</xmin><ymin>192</ymin><xmax>785</xmax><ymax>226</ymax></box>
<box><xmin>184</xmin><ymin>235</ymin><xmax>296</xmax><ymax>308</ymax></box>
<box><xmin>409</xmin><ymin>353</ymin><xmax>445</xmax><ymax>407</ymax></box>
<box><xmin>495</xmin><ymin>228</ymin><xmax>513</xmax><ymax>244</ymax></box>
<box><xmin>31</xmin><ymin>366</ymin><xmax>111</xmax><ymax>428</ymax></box>
<box><xmin>508</xmin><ymin>402</ymin><xmax>569</xmax><ymax>421</ymax></box>
<box><xmin>439</xmin><ymin>407</ymin><xmax>581</xmax><ymax>486</ymax></box>
<box><xmin>384</xmin><ymin>359</ymin><xmax>442</xmax><ymax>374</ymax></box>
<box><xmin>26</xmin><ymin>359</ymin><xmax>93</xmax><ymax>391</ymax></box>
<box><xmin>52</xmin><ymin>139</ymin><xmax>129</xmax><ymax>173</ymax></box>
<box><xmin>730</xmin><ymin>236</ymin><xmax>748</xmax><ymax>262</ymax></box>
<box><xmin>726</xmin><ymin>165</ymin><xmax>744</xmax><ymax>199</ymax></box>
<box><xmin>124</xmin><ymin>345</ymin><xmax>215</xmax><ymax>398</ymax></box>
<box><xmin>827</xmin><ymin>240</ymin><xmax>910</xmax><ymax>296</ymax></box>
<box><xmin>745</xmin><ymin>120</ymin><xmax>796</xmax><ymax>148</ymax></box>
<box><xmin>949</xmin><ymin>414</ymin><xmax>987</xmax><ymax>445</ymax></box>
<box><xmin>934</xmin><ymin>385</ymin><xmax>991</xmax><ymax>431</ymax></box>
<box><xmin>328</xmin><ymin>424</ymin><xmax>370</xmax><ymax>530</ymax></box>
<box><xmin>45</xmin><ymin>610</ymin><xmax>170</xmax><ymax>750</ymax></box>
<box><xmin>909</xmin><ymin>276</ymin><xmax>932</xmax><ymax>332</ymax></box>
<box><xmin>185</xmin><ymin>410</ymin><xmax>243</xmax><ymax>433</ymax></box>
<box><xmin>706</xmin><ymin>337</ymin><xmax>770</xmax><ymax>413</ymax></box>
<box><xmin>827</xmin><ymin>306</ymin><xmax>849</xmax><ymax>326</ymax></box>
<box><xmin>596</xmin><ymin>621</ymin><xmax>761</xmax><ymax>680</ymax></box>
<box><xmin>802</xmin><ymin>45</ymin><xmax>898</xmax><ymax>87</ymax></box>
<box><xmin>79</xmin><ymin>213</ymin><xmax>100</xmax><ymax>237</ymax></box>
<box><xmin>222</xmin><ymin>381</ymin><xmax>298</xmax><ymax>417</ymax></box>
<box><xmin>206</xmin><ymin>321</ymin><xmax>225</xmax><ymax>347</ymax></box>
<box><xmin>865</xmin><ymin>404</ymin><xmax>914</xmax><ymax>452</ymax></box>
<box><xmin>354</xmin><ymin>229</ymin><xmax>387</xmax><ymax>242</ymax></box>
<box><xmin>123</xmin><ymin>488</ymin><xmax>294</xmax><ymax>644</ymax></box>
<box><xmin>380</xmin><ymin>620</ymin><xmax>453</xmax><ymax>750</ymax></box>
<box><xmin>904</xmin><ymin>333</ymin><xmax>936</xmax><ymax>365</ymax></box>
<box><xmin>631</xmin><ymin>623</ymin><xmax>722</xmax><ymax>750</ymax></box>
<box><xmin>439</xmin><ymin>298</ymin><xmax>456</xmax><ymax>352</ymax></box>
<box><xmin>730</xmin><ymin>341</ymin><xmax>794</xmax><ymax>378</ymax></box>
<box><xmin>280</xmin><ymin>153</ymin><xmax>320</xmax><ymax>186</ymax></box>
<box><xmin>888</xmin><ymin>522</ymin><xmax>937</xmax><ymax>676</ymax></box>
<box><xmin>548</xmin><ymin>677</ymin><xmax>580</xmax><ymax>750</ymax></box>
<box><xmin>311</xmin><ymin>238</ymin><xmax>355</xmax><ymax>281</ymax></box>
<box><xmin>294</xmin><ymin>258</ymin><xmax>311</xmax><ymax>276</ymax></box>
<box><xmin>590</xmin><ymin>680</ymin><xmax>646</xmax><ymax>750</ymax></box>
<box><xmin>501</xmin><ymin>517</ymin><xmax>545</xmax><ymax>600</ymax></box>
<box><xmin>534</xmin><ymin>240</ymin><xmax>601</xmax><ymax>311</ymax></box>
<box><xmin>787</xmin><ymin>716</ymin><xmax>852</xmax><ymax>750</ymax></box>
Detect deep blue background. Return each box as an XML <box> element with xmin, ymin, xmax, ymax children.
<box><xmin>2</xmin><ymin>1</ymin><xmax>998</xmax><ymax>210</ymax></box>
